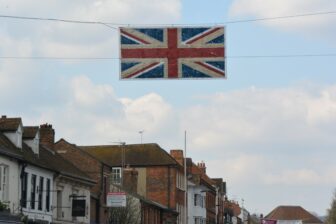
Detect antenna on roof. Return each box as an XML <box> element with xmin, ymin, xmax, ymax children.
<box><xmin>139</xmin><ymin>130</ymin><xmax>144</xmax><ymax>144</ymax></box>
<box><xmin>109</xmin><ymin>141</ymin><xmax>126</xmax><ymax>187</ymax></box>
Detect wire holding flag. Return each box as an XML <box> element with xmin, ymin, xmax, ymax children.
<box><xmin>120</xmin><ymin>27</ymin><xmax>225</xmax><ymax>79</ymax></box>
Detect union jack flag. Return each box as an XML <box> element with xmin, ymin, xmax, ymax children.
<box><xmin>120</xmin><ymin>27</ymin><xmax>225</xmax><ymax>79</ymax></box>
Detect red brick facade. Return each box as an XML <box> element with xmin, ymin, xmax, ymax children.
<box><xmin>54</xmin><ymin>139</ymin><xmax>110</xmax><ymax>224</ymax></box>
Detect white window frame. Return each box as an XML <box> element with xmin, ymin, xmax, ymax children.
<box><xmin>0</xmin><ymin>165</ymin><xmax>9</xmax><ymax>202</ymax></box>
<box><xmin>111</xmin><ymin>168</ymin><xmax>122</xmax><ymax>185</ymax></box>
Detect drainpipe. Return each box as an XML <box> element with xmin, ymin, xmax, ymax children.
<box><xmin>167</xmin><ymin>166</ymin><xmax>171</xmax><ymax>209</ymax></box>
<box><xmin>98</xmin><ymin>164</ymin><xmax>104</xmax><ymax>224</ymax></box>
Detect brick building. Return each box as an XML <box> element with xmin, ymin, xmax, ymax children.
<box><xmin>186</xmin><ymin>159</ymin><xmax>217</xmax><ymax>224</ymax></box>
<box><xmin>212</xmin><ymin>178</ymin><xmax>226</xmax><ymax>224</ymax></box>
<box><xmin>55</xmin><ymin>140</ymin><xmax>179</xmax><ymax>224</ymax></box>
<box><xmin>80</xmin><ymin>143</ymin><xmax>185</xmax><ymax>224</ymax></box>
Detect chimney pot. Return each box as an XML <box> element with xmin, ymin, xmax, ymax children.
<box><xmin>39</xmin><ymin>123</ymin><xmax>55</xmax><ymax>149</ymax></box>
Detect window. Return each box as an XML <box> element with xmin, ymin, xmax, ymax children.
<box><xmin>57</xmin><ymin>190</ymin><xmax>62</xmax><ymax>219</ymax></box>
<box><xmin>0</xmin><ymin>166</ymin><xmax>9</xmax><ymax>201</ymax></box>
<box><xmin>103</xmin><ymin>176</ymin><xmax>107</xmax><ymax>204</ymax></box>
<box><xmin>46</xmin><ymin>179</ymin><xmax>50</xmax><ymax>212</ymax></box>
<box><xmin>21</xmin><ymin>172</ymin><xmax>28</xmax><ymax>208</ymax></box>
<box><xmin>194</xmin><ymin>217</ymin><xmax>206</xmax><ymax>224</ymax></box>
<box><xmin>176</xmin><ymin>203</ymin><xmax>184</xmax><ymax>224</ymax></box>
<box><xmin>194</xmin><ymin>194</ymin><xmax>204</xmax><ymax>207</ymax></box>
<box><xmin>30</xmin><ymin>174</ymin><xmax>36</xmax><ymax>209</ymax></box>
<box><xmin>176</xmin><ymin>171</ymin><xmax>185</xmax><ymax>190</ymax></box>
<box><xmin>111</xmin><ymin>168</ymin><xmax>121</xmax><ymax>185</ymax></box>
<box><xmin>38</xmin><ymin>177</ymin><xmax>44</xmax><ymax>210</ymax></box>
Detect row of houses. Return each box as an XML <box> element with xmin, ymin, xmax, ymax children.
<box><xmin>0</xmin><ymin>115</ymin><xmax>244</xmax><ymax>224</ymax></box>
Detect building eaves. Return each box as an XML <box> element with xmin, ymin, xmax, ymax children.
<box><xmin>23</xmin><ymin>126</ymin><xmax>39</xmax><ymax>139</ymax></box>
<box><xmin>0</xmin><ymin>117</ymin><xmax>22</xmax><ymax>132</ymax></box>
<box><xmin>80</xmin><ymin>143</ymin><xmax>178</xmax><ymax>167</ymax></box>
<box><xmin>55</xmin><ymin>138</ymin><xmax>111</xmax><ymax>168</ymax></box>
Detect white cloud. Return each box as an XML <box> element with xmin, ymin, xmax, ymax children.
<box><xmin>181</xmin><ymin>86</ymin><xmax>336</xmax><ymax>154</ymax></box>
<box><xmin>0</xmin><ymin>30</ymin><xmax>37</xmax><ymax>94</ymax></box>
<box><xmin>229</xmin><ymin>0</ymin><xmax>336</xmax><ymax>41</ymax></box>
<box><xmin>264</xmin><ymin>167</ymin><xmax>336</xmax><ymax>185</ymax></box>
<box><xmin>28</xmin><ymin>75</ymin><xmax>174</xmax><ymax>145</ymax></box>
<box><xmin>0</xmin><ymin>0</ymin><xmax>182</xmax><ymax>58</ymax></box>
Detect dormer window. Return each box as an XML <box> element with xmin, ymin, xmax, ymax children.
<box><xmin>0</xmin><ymin>117</ymin><xmax>23</xmax><ymax>149</ymax></box>
<box><xmin>23</xmin><ymin>127</ymin><xmax>40</xmax><ymax>155</ymax></box>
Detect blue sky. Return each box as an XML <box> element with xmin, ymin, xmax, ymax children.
<box><xmin>1</xmin><ymin>0</ymin><xmax>336</xmax><ymax>216</ymax></box>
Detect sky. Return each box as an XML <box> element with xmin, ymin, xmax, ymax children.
<box><xmin>1</xmin><ymin>0</ymin><xmax>336</xmax><ymax>216</ymax></box>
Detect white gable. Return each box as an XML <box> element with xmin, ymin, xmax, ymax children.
<box><xmin>4</xmin><ymin>123</ymin><xmax>23</xmax><ymax>149</ymax></box>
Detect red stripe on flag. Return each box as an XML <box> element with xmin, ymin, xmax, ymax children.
<box><xmin>121</xmin><ymin>48</ymin><xmax>224</xmax><ymax>58</ymax></box>
<box><xmin>167</xmin><ymin>28</ymin><xmax>178</xmax><ymax>78</ymax></box>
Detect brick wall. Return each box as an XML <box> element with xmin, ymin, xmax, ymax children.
<box><xmin>39</xmin><ymin>123</ymin><xmax>55</xmax><ymax>149</ymax></box>
<box><xmin>146</xmin><ymin>166</ymin><xmax>178</xmax><ymax>210</ymax></box>
<box><xmin>123</xmin><ymin>167</ymin><xmax>138</xmax><ymax>193</ymax></box>
<box><xmin>54</xmin><ymin>140</ymin><xmax>102</xmax><ymax>194</ymax></box>
<box><xmin>54</xmin><ymin>139</ymin><xmax>111</xmax><ymax>224</ymax></box>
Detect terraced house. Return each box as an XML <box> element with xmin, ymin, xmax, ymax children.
<box><xmin>80</xmin><ymin>143</ymin><xmax>184</xmax><ymax>224</ymax></box>
<box><xmin>0</xmin><ymin>116</ymin><xmax>95</xmax><ymax>223</ymax></box>
<box><xmin>54</xmin><ymin>139</ymin><xmax>179</xmax><ymax>224</ymax></box>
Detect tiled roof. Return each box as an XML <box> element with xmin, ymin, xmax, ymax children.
<box><xmin>0</xmin><ymin>132</ymin><xmax>23</xmax><ymax>159</ymax></box>
<box><xmin>187</xmin><ymin>158</ymin><xmax>215</xmax><ymax>188</ymax></box>
<box><xmin>80</xmin><ymin>143</ymin><xmax>178</xmax><ymax>167</ymax></box>
<box><xmin>0</xmin><ymin>117</ymin><xmax>22</xmax><ymax>132</ymax></box>
<box><xmin>265</xmin><ymin>206</ymin><xmax>323</xmax><ymax>223</ymax></box>
<box><xmin>24</xmin><ymin>144</ymin><xmax>94</xmax><ymax>184</ymax></box>
<box><xmin>23</xmin><ymin>126</ymin><xmax>39</xmax><ymax>139</ymax></box>
<box><xmin>0</xmin><ymin>130</ymin><xmax>95</xmax><ymax>185</ymax></box>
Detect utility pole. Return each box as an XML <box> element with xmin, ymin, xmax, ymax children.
<box><xmin>184</xmin><ymin>131</ymin><xmax>188</xmax><ymax>224</ymax></box>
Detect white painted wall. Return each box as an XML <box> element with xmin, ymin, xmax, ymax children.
<box><xmin>21</xmin><ymin>165</ymin><xmax>54</xmax><ymax>224</ymax></box>
<box><xmin>52</xmin><ymin>177</ymin><xmax>90</xmax><ymax>224</ymax></box>
<box><xmin>187</xmin><ymin>181</ymin><xmax>206</xmax><ymax>224</ymax></box>
<box><xmin>23</xmin><ymin>132</ymin><xmax>39</xmax><ymax>155</ymax></box>
<box><xmin>0</xmin><ymin>155</ymin><xmax>20</xmax><ymax>214</ymax></box>
<box><xmin>239</xmin><ymin>208</ymin><xmax>249</xmax><ymax>224</ymax></box>
<box><xmin>4</xmin><ymin>125</ymin><xmax>22</xmax><ymax>149</ymax></box>
<box><xmin>277</xmin><ymin>221</ymin><xmax>302</xmax><ymax>224</ymax></box>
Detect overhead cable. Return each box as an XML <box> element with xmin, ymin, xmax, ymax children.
<box><xmin>0</xmin><ymin>10</ymin><xmax>335</xmax><ymax>28</ymax></box>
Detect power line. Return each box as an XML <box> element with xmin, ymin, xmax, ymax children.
<box><xmin>0</xmin><ymin>10</ymin><xmax>336</xmax><ymax>28</ymax></box>
<box><xmin>224</xmin><ymin>10</ymin><xmax>336</xmax><ymax>24</ymax></box>
<box><xmin>228</xmin><ymin>53</ymin><xmax>336</xmax><ymax>58</ymax></box>
<box><xmin>1</xmin><ymin>54</ymin><xmax>335</xmax><ymax>60</ymax></box>
<box><xmin>0</xmin><ymin>56</ymin><xmax>119</xmax><ymax>60</ymax></box>
<box><xmin>0</xmin><ymin>14</ymin><xmax>118</xmax><ymax>29</ymax></box>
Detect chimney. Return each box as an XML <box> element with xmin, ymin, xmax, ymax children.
<box><xmin>1</xmin><ymin>115</ymin><xmax>7</xmax><ymax>119</ymax></box>
<box><xmin>39</xmin><ymin>123</ymin><xmax>55</xmax><ymax>149</ymax></box>
<box><xmin>170</xmin><ymin>149</ymin><xmax>184</xmax><ymax>165</ymax></box>
<box><xmin>197</xmin><ymin>161</ymin><xmax>206</xmax><ymax>174</ymax></box>
<box><xmin>122</xmin><ymin>167</ymin><xmax>138</xmax><ymax>193</ymax></box>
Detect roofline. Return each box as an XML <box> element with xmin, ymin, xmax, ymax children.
<box><xmin>0</xmin><ymin>147</ymin><xmax>23</xmax><ymax>160</ymax></box>
<box><xmin>56</xmin><ymin>173</ymin><xmax>96</xmax><ymax>186</ymax></box>
<box><xmin>55</xmin><ymin>138</ymin><xmax>112</xmax><ymax>168</ymax></box>
<box><xmin>80</xmin><ymin>143</ymin><xmax>179</xmax><ymax>167</ymax></box>
<box><xmin>39</xmin><ymin>144</ymin><xmax>96</xmax><ymax>183</ymax></box>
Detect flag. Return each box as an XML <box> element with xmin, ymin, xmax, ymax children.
<box><xmin>261</xmin><ymin>219</ymin><xmax>277</xmax><ymax>224</ymax></box>
<box><xmin>120</xmin><ymin>27</ymin><xmax>225</xmax><ymax>79</ymax></box>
